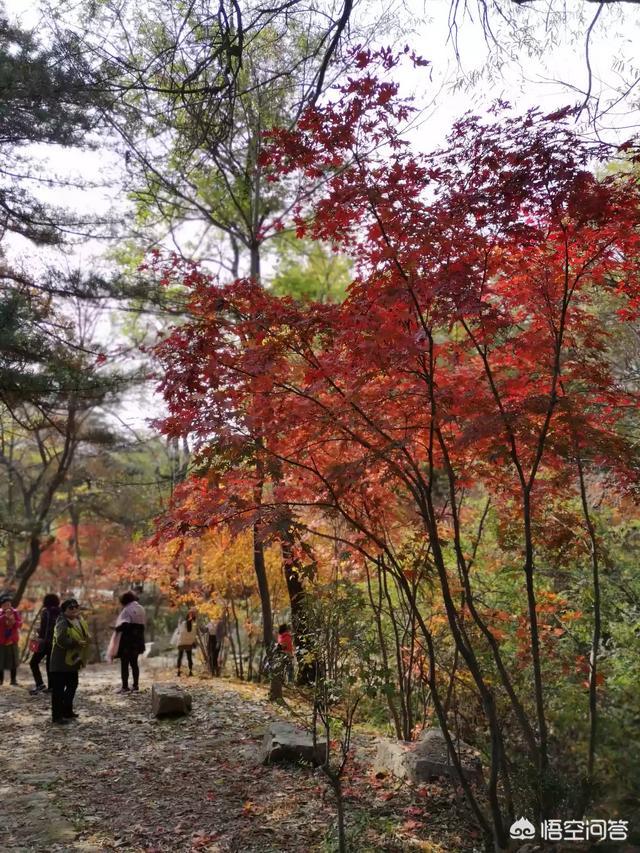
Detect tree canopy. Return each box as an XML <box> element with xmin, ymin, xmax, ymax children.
<box><xmin>0</xmin><ymin>10</ymin><xmax>100</xmax><ymax>244</ymax></box>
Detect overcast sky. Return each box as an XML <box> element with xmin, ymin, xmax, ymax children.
<box><xmin>7</xmin><ymin>0</ymin><xmax>640</xmax><ymax>137</ymax></box>
<box><xmin>5</xmin><ymin>0</ymin><xmax>640</xmax><ymax>236</ymax></box>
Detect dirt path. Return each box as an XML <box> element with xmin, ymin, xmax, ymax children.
<box><xmin>0</xmin><ymin>660</ymin><xmax>476</xmax><ymax>853</ymax></box>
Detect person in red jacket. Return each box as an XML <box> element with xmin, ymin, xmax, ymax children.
<box><xmin>276</xmin><ymin>623</ymin><xmax>294</xmax><ymax>683</ymax></box>
<box><xmin>0</xmin><ymin>594</ymin><xmax>22</xmax><ymax>686</ymax></box>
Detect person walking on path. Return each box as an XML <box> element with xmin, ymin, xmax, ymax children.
<box><xmin>49</xmin><ymin>599</ymin><xmax>90</xmax><ymax>724</ymax></box>
<box><xmin>206</xmin><ymin>615</ymin><xmax>226</xmax><ymax>677</ymax></box>
<box><xmin>106</xmin><ymin>591</ymin><xmax>146</xmax><ymax>693</ymax></box>
<box><xmin>29</xmin><ymin>593</ymin><xmax>60</xmax><ymax>694</ymax></box>
<box><xmin>0</xmin><ymin>594</ymin><xmax>21</xmax><ymax>686</ymax></box>
<box><xmin>176</xmin><ymin>608</ymin><xmax>198</xmax><ymax>677</ymax></box>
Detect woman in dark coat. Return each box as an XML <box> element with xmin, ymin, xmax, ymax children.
<box><xmin>29</xmin><ymin>593</ymin><xmax>60</xmax><ymax>694</ymax></box>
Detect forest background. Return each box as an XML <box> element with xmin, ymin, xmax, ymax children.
<box><xmin>1</xmin><ymin>1</ymin><xmax>640</xmax><ymax>851</ymax></box>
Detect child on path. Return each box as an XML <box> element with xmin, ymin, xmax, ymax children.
<box><xmin>107</xmin><ymin>591</ymin><xmax>146</xmax><ymax>693</ymax></box>
<box><xmin>0</xmin><ymin>594</ymin><xmax>21</xmax><ymax>686</ymax></box>
<box><xmin>29</xmin><ymin>593</ymin><xmax>61</xmax><ymax>694</ymax></box>
<box><xmin>49</xmin><ymin>599</ymin><xmax>90</xmax><ymax>724</ymax></box>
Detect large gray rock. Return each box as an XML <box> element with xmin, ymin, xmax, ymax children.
<box><xmin>374</xmin><ymin>727</ymin><xmax>482</xmax><ymax>784</ymax></box>
<box><xmin>261</xmin><ymin>722</ymin><xmax>327</xmax><ymax>766</ymax></box>
<box><xmin>151</xmin><ymin>682</ymin><xmax>192</xmax><ymax>718</ymax></box>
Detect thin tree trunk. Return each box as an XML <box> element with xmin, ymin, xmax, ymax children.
<box><xmin>6</xmin><ymin>437</ymin><xmax>16</xmax><ymax>574</ymax></box>
<box><xmin>253</xmin><ymin>522</ymin><xmax>272</xmax><ymax>659</ymax></box>
<box><xmin>230</xmin><ymin>597</ymin><xmax>244</xmax><ymax>680</ymax></box>
<box><xmin>244</xmin><ymin>597</ymin><xmax>254</xmax><ymax>680</ymax></box>
<box><xmin>575</xmin><ymin>445</ymin><xmax>602</xmax><ymax>808</ymax></box>
<box><xmin>12</xmin><ymin>535</ymin><xmax>44</xmax><ymax>604</ymax></box>
<box><xmin>9</xmin><ymin>404</ymin><xmax>78</xmax><ymax>605</ymax></box>
<box><xmin>281</xmin><ymin>529</ymin><xmax>317</xmax><ymax>683</ymax></box>
<box><xmin>365</xmin><ymin>558</ymin><xmax>402</xmax><ymax>739</ymax></box>
<box><xmin>250</xmin><ymin>241</ymin><xmax>260</xmax><ymax>281</ymax></box>
<box><xmin>331</xmin><ymin>775</ymin><xmax>347</xmax><ymax>853</ymax></box>
<box><xmin>381</xmin><ymin>560</ymin><xmax>411</xmax><ymax>739</ymax></box>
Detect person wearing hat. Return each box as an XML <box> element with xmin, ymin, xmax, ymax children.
<box><xmin>49</xmin><ymin>599</ymin><xmax>90</xmax><ymax>724</ymax></box>
<box><xmin>0</xmin><ymin>593</ymin><xmax>21</xmax><ymax>686</ymax></box>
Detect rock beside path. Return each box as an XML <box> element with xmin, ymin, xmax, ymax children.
<box><xmin>261</xmin><ymin>721</ymin><xmax>327</xmax><ymax>766</ymax></box>
<box><xmin>151</xmin><ymin>682</ymin><xmax>192</xmax><ymax>717</ymax></box>
<box><xmin>374</xmin><ymin>727</ymin><xmax>482</xmax><ymax>784</ymax></box>
<box><xmin>0</xmin><ymin>662</ymin><xmax>480</xmax><ymax>852</ymax></box>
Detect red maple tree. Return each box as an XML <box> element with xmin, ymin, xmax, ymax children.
<box><xmin>152</xmin><ymin>51</ymin><xmax>640</xmax><ymax>849</ymax></box>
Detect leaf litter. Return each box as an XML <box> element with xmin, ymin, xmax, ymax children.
<box><xmin>0</xmin><ymin>660</ymin><xmax>478</xmax><ymax>852</ymax></box>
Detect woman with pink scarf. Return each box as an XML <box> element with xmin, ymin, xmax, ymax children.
<box><xmin>107</xmin><ymin>591</ymin><xmax>146</xmax><ymax>693</ymax></box>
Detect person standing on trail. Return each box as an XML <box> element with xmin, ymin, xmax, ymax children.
<box><xmin>176</xmin><ymin>608</ymin><xmax>198</xmax><ymax>677</ymax></box>
<box><xmin>106</xmin><ymin>591</ymin><xmax>146</xmax><ymax>694</ymax></box>
<box><xmin>29</xmin><ymin>593</ymin><xmax>61</xmax><ymax>695</ymax></box>
<box><xmin>276</xmin><ymin>623</ymin><xmax>295</xmax><ymax>683</ymax></box>
<box><xmin>206</xmin><ymin>615</ymin><xmax>226</xmax><ymax>677</ymax></box>
<box><xmin>0</xmin><ymin>594</ymin><xmax>21</xmax><ymax>686</ymax></box>
<box><xmin>49</xmin><ymin>599</ymin><xmax>90</xmax><ymax>724</ymax></box>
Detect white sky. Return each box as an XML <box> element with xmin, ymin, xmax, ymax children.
<box><xmin>5</xmin><ymin>0</ymin><xmax>638</xmax><ymax>223</ymax></box>
<box><xmin>6</xmin><ymin>0</ymin><xmax>639</xmax><ymax>228</ymax></box>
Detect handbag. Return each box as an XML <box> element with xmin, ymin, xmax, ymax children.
<box><xmin>29</xmin><ymin>638</ymin><xmax>43</xmax><ymax>654</ymax></box>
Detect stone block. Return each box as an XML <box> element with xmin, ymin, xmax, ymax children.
<box><xmin>151</xmin><ymin>682</ymin><xmax>192</xmax><ymax>717</ymax></box>
<box><xmin>261</xmin><ymin>722</ymin><xmax>327</xmax><ymax>766</ymax></box>
<box><xmin>374</xmin><ymin>728</ymin><xmax>482</xmax><ymax>784</ymax></box>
